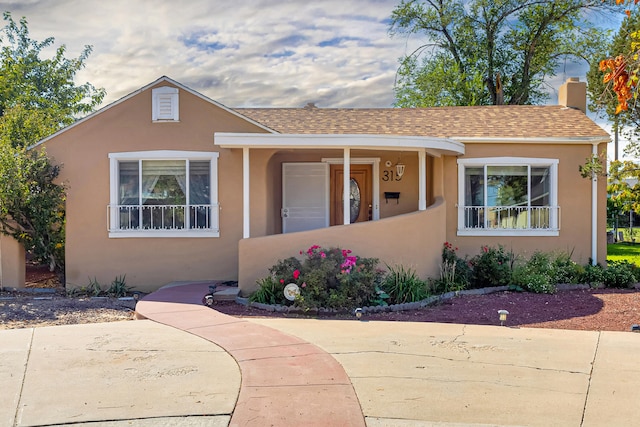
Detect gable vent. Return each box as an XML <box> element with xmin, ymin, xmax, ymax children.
<box><xmin>152</xmin><ymin>86</ymin><xmax>179</xmax><ymax>121</ymax></box>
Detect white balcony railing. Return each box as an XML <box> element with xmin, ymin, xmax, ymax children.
<box><xmin>461</xmin><ymin>205</ymin><xmax>559</xmax><ymax>230</ymax></box>
<box><xmin>107</xmin><ymin>204</ymin><xmax>219</xmax><ymax>232</ymax></box>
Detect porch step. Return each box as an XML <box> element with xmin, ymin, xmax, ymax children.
<box><xmin>213</xmin><ymin>285</ymin><xmax>239</xmax><ymax>301</ymax></box>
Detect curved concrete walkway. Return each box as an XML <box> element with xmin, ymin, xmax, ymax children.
<box><xmin>6</xmin><ymin>283</ymin><xmax>640</xmax><ymax>426</ymax></box>
<box><xmin>135</xmin><ymin>283</ymin><xmax>365</xmax><ymax>427</ymax></box>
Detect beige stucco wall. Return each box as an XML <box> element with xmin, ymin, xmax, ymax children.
<box><xmin>42</xmin><ymin>83</ymin><xmax>267</xmax><ymax>292</ymax></box>
<box><xmin>0</xmin><ymin>234</ymin><xmax>25</xmax><ymax>289</ymax></box>
<box><xmin>238</xmin><ymin>197</ymin><xmax>447</xmax><ymax>295</ymax></box>
<box><xmin>443</xmin><ymin>142</ymin><xmax>608</xmax><ymax>266</ymax></box>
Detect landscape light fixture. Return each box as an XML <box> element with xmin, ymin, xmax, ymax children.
<box><xmin>498</xmin><ymin>309</ymin><xmax>509</xmax><ymax>326</ymax></box>
<box><xmin>354</xmin><ymin>307</ymin><xmax>363</xmax><ymax>319</ymax></box>
<box><xmin>632</xmin><ymin>324</ymin><xmax>640</xmax><ymax>332</ymax></box>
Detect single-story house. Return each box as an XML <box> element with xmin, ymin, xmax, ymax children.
<box><xmin>0</xmin><ymin>76</ymin><xmax>609</xmax><ymax>294</ymax></box>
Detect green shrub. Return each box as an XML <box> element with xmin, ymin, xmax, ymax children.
<box><xmin>468</xmin><ymin>245</ymin><xmax>513</xmax><ymax>288</ymax></box>
<box><xmin>550</xmin><ymin>252</ymin><xmax>582</xmax><ymax>284</ymax></box>
<box><xmin>249</xmin><ymin>276</ymin><xmax>286</xmax><ymax>305</ymax></box>
<box><xmin>580</xmin><ymin>263</ymin><xmax>605</xmax><ymax>287</ymax></box>
<box><xmin>253</xmin><ymin>245</ymin><xmax>384</xmax><ymax>310</ymax></box>
<box><xmin>511</xmin><ymin>252</ymin><xmax>556</xmax><ymax>294</ymax></box>
<box><xmin>603</xmin><ymin>260</ymin><xmax>638</xmax><ymax>288</ymax></box>
<box><xmin>106</xmin><ymin>275</ymin><xmax>131</xmax><ymax>298</ymax></box>
<box><xmin>438</xmin><ymin>242</ymin><xmax>471</xmax><ymax>291</ymax></box>
<box><xmin>512</xmin><ymin>266</ymin><xmax>555</xmax><ymax>293</ymax></box>
<box><xmin>381</xmin><ymin>264</ymin><xmax>429</xmax><ymax>304</ymax></box>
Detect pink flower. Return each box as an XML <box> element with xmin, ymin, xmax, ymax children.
<box><xmin>306</xmin><ymin>245</ymin><xmax>321</xmax><ymax>256</ymax></box>
<box><xmin>301</xmin><ymin>282</ymin><xmax>307</xmax><ymax>288</ymax></box>
<box><xmin>280</xmin><ymin>279</ymin><xmax>285</xmax><ymax>284</ymax></box>
<box><xmin>293</xmin><ymin>269</ymin><xmax>300</xmax><ymax>280</ymax></box>
<box><xmin>320</xmin><ymin>252</ymin><xmax>326</xmax><ymax>258</ymax></box>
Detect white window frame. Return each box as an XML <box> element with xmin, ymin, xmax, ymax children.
<box><xmin>457</xmin><ymin>157</ymin><xmax>559</xmax><ymax>236</ymax></box>
<box><xmin>152</xmin><ymin>86</ymin><xmax>179</xmax><ymax>122</ymax></box>
<box><xmin>108</xmin><ymin>150</ymin><xmax>219</xmax><ymax>238</ymax></box>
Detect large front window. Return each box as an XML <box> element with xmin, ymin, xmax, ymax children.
<box><xmin>109</xmin><ymin>151</ymin><xmax>219</xmax><ymax>237</ymax></box>
<box><xmin>458</xmin><ymin>158</ymin><xmax>559</xmax><ymax>236</ymax></box>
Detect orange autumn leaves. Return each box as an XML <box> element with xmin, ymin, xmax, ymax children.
<box><xmin>617</xmin><ymin>0</ymin><xmax>640</xmax><ymax>17</ymax></box>
<box><xmin>600</xmin><ymin>56</ymin><xmax>635</xmax><ymax>113</ymax></box>
<box><xmin>602</xmin><ymin>0</ymin><xmax>640</xmax><ymax>113</ymax></box>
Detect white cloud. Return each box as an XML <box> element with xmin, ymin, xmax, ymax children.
<box><xmin>0</xmin><ymin>0</ymin><xmax>624</xmax><ymax>119</ymax></box>
<box><xmin>0</xmin><ymin>0</ymin><xmax>407</xmax><ymax>107</ymax></box>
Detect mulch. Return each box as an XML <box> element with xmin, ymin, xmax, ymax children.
<box><xmin>211</xmin><ymin>287</ymin><xmax>640</xmax><ymax>332</ymax></box>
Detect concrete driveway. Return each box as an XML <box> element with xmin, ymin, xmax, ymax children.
<box><xmin>3</xmin><ymin>282</ymin><xmax>640</xmax><ymax>426</ymax></box>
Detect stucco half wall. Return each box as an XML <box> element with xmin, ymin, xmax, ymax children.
<box><xmin>238</xmin><ymin>197</ymin><xmax>447</xmax><ymax>295</ymax></box>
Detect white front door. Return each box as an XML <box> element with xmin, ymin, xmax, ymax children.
<box><xmin>282</xmin><ymin>163</ymin><xmax>329</xmax><ymax>233</ymax></box>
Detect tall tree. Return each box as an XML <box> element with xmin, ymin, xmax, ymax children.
<box><xmin>0</xmin><ymin>12</ymin><xmax>104</xmax><ymax>273</ymax></box>
<box><xmin>389</xmin><ymin>0</ymin><xmax>610</xmax><ymax>107</ymax></box>
<box><xmin>0</xmin><ymin>12</ymin><xmax>104</xmax><ymax>146</ymax></box>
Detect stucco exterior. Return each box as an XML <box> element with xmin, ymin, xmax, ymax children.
<box><xmin>442</xmin><ymin>142</ymin><xmax>608</xmax><ymax>266</ymax></box>
<box><xmin>2</xmin><ymin>76</ymin><xmax>609</xmax><ymax>295</ymax></box>
<box><xmin>40</xmin><ymin>81</ymin><xmax>270</xmax><ymax>291</ymax></box>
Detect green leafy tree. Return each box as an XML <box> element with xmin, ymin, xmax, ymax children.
<box><xmin>0</xmin><ymin>12</ymin><xmax>105</xmax><ymax>274</ymax></box>
<box><xmin>0</xmin><ymin>144</ymin><xmax>65</xmax><ymax>271</ymax></box>
<box><xmin>0</xmin><ymin>12</ymin><xmax>104</xmax><ymax>145</ymax></box>
<box><xmin>389</xmin><ymin>0</ymin><xmax>610</xmax><ymax>107</ymax></box>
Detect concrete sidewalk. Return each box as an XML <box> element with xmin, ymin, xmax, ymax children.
<box><xmin>2</xmin><ymin>321</ymin><xmax>239</xmax><ymax>427</ymax></box>
<box><xmin>3</xmin><ymin>282</ymin><xmax>640</xmax><ymax>426</ymax></box>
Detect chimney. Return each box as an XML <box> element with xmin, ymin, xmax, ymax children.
<box><xmin>558</xmin><ymin>77</ymin><xmax>586</xmax><ymax>113</ymax></box>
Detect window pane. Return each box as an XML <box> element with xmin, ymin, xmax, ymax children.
<box><xmin>189</xmin><ymin>161</ymin><xmax>211</xmax><ymax>229</ymax></box>
<box><xmin>487</xmin><ymin>166</ymin><xmax>527</xmax><ymax>207</ymax></box>
<box><xmin>119</xmin><ymin>161</ymin><xmax>139</xmax><ymax>205</ymax></box>
<box><xmin>118</xmin><ymin>162</ymin><xmax>139</xmax><ymax>229</ymax></box>
<box><xmin>141</xmin><ymin>160</ymin><xmax>186</xmax><ymax>205</ymax></box>
<box><xmin>531</xmin><ymin>167</ymin><xmax>550</xmax><ymax>206</ymax></box>
<box><xmin>465</xmin><ymin>167</ymin><xmax>484</xmax><ymax>206</ymax></box>
<box><xmin>141</xmin><ymin>160</ymin><xmax>186</xmax><ymax>229</ymax></box>
<box><xmin>189</xmin><ymin>161</ymin><xmax>210</xmax><ymax>204</ymax></box>
<box><xmin>464</xmin><ymin>167</ymin><xmax>484</xmax><ymax>228</ymax></box>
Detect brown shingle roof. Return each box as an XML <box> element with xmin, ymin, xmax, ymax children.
<box><xmin>234</xmin><ymin>105</ymin><xmax>609</xmax><ymax>139</ymax></box>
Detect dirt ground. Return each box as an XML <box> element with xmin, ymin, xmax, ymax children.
<box><xmin>2</xmin><ymin>265</ymin><xmax>639</xmax><ymax>332</ymax></box>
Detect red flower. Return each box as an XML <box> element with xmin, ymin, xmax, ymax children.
<box><xmin>293</xmin><ymin>269</ymin><xmax>300</xmax><ymax>280</ymax></box>
<box><xmin>280</xmin><ymin>279</ymin><xmax>285</xmax><ymax>284</ymax></box>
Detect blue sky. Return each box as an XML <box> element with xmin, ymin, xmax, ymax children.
<box><xmin>0</xmin><ymin>0</ymin><xmax>628</xmax><ymax>155</ymax></box>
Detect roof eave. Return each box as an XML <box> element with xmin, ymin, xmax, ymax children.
<box><xmin>214</xmin><ymin>133</ymin><xmax>465</xmax><ymax>156</ymax></box>
<box><xmin>454</xmin><ymin>136</ymin><xmax>611</xmax><ymax>144</ymax></box>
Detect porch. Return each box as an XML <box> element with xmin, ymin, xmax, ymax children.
<box><xmin>214</xmin><ymin>133</ymin><xmax>465</xmax><ymax>294</ymax></box>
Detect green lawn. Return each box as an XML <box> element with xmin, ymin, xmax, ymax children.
<box><xmin>607</xmin><ymin>242</ymin><xmax>640</xmax><ymax>266</ymax></box>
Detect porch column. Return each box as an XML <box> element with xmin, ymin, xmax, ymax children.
<box><xmin>243</xmin><ymin>147</ymin><xmax>250</xmax><ymax>239</ymax></box>
<box><xmin>418</xmin><ymin>150</ymin><xmax>427</xmax><ymax>211</ymax></box>
<box><xmin>591</xmin><ymin>143</ymin><xmax>598</xmax><ymax>265</ymax></box>
<box><xmin>343</xmin><ymin>148</ymin><xmax>350</xmax><ymax>225</ymax></box>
